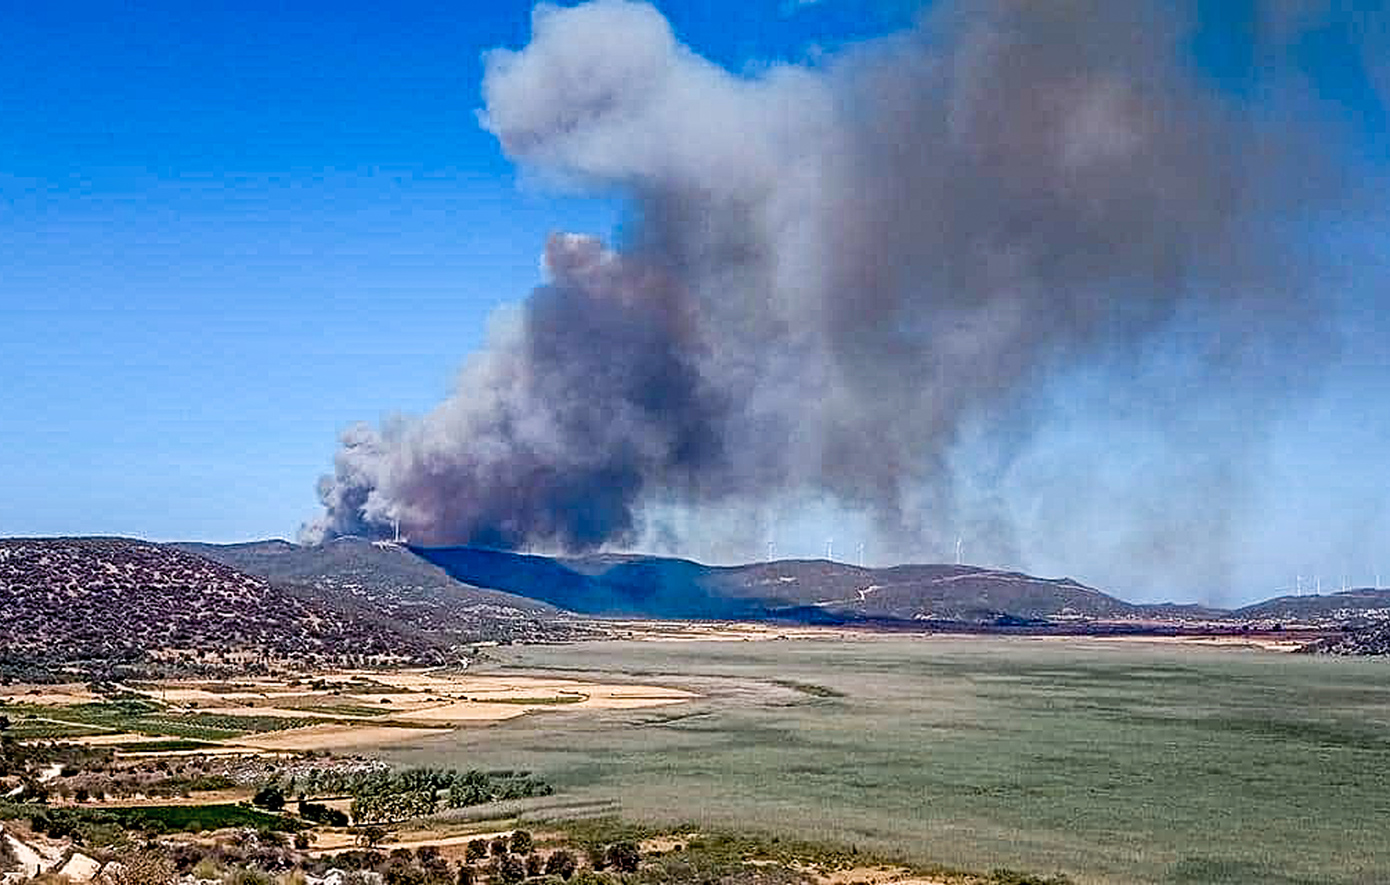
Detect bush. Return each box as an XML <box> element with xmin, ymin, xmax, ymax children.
<box><xmin>466</xmin><ymin>839</ymin><xmax>488</xmax><ymax>864</ymax></box>
<box><xmin>106</xmin><ymin>849</ymin><xmax>176</xmax><ymax>885</ymax></box>
<box><xmin>491</xmin><ymin>836</ymin><xmax>510</xmax><ymax>856</ymax></box>
<box><xmin>511</xmin><ymin>830</ymin><xmax>533</xmax><ymax>855</ymax></box>
<box><xmin>526</xmin><ymin>854</ymin><xmax>543</xmax><ymax>878</ymax></box>
<box><xmin>492</xmin><ymin>856</ymin><xmax>526</xmax><ymax>885</ymax></box>
<box><xmin>606</xmin><ymin>842</ymin><xmax>640</xmax><ymax>874</ymax></box>
<box><xmin>545</xmin><ymin>850</ymin><xmax>578</xmax><ymax>881</ymax></box>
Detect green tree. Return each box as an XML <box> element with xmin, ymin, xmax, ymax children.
<box><xmin>466</xmin><ymin>839</ymin><xmax>488</xmax><ymax>864</ymax></box>
<box><xmin>252</xmin><ymin>784</ymin><xmax>286</xmax><ymax>812</ymax></box>
<box><xmin>545</xmin><ymin>850</ymin><xmax>578</xmax><ymax>881</ymax></box>
<box><xmin>492</xmin><ymin>856</ymin><xmax>526</xmax><ymax>885</ymax></box>
<box><xmin>511</xmin><ymin>830</ymin><xmax>534</xmax><ymax>855</ymax></box>
<box><xmin>385</xmin><ymin>863</ymin><xmax>427</xmax><ymax>885</ymax></box>
<box><xmin>491</xmin><ymin>836</ymin><xmax>511</xmax><ymax>856</ymax></box>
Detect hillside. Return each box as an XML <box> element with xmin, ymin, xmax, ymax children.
<box><xmin>1235</xmin><ymin>587</ymin><xmax>1390</xmax><ymax>623</ymax></box>
<box><xmin>413</xmin><ymin>546</ymin><xmax>1146</xmax><ymax>623</ymax></box>
<box><xmin>1300</xmin><ymin>621</ymin><xmax>1390</xmax><ymax>655</ymax></box>
<box><xmin>175</xmin><ymin>537</ymin><xmax>573</xmax><ymax>644</ymax></box>
<box><xmin>0</xmin><ymin>538</ymin><xmax>445</xmax><ymax>681</ymax></box>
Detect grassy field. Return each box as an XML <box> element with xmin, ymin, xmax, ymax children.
<box><xmin>383</xmin><ymin>637</ymin><xmax>1390</xmax><ymax>885</ymax></box>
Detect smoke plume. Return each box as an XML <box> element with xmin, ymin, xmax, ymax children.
<box><xmin>307</xmin><ymin>0</ymin><xmax>1363</xmax><ymax>594</ymax></box>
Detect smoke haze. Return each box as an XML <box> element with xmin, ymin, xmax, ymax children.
<box><xmin>307</xmin><ymin>0</ymin><xmax>1374</xmax><ymax>599</ymax></box>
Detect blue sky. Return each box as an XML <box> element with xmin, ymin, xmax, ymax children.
<box><xmin>2</xmin><ymin>1</ymin><xmax>1387</xmax><ymax>602</ymax></box>
<box><xmin>0</xmin><ymin>0</ymin><xmax>912</xmax><ymax>542</ymax></box>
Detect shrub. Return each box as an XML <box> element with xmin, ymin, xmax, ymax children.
<box><xmin>545</xmin><ymin>850</ymin><xmax>578</xmax><ymax>881</ymax></box>
<box><xmin>511</xmin><ymin>830</ymin><xmax>533</xmax><ymax>855</ymax></box>
<box><xmin>585</xmin><ymin>844</ymin><xmax>608</xmax><ymax>871</ymax></box>
<box><xmin>606</xmin><ymin>842</ymin><xmax>640</xmax><ymax>874</ymax></box>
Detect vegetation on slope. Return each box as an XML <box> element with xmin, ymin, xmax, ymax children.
<box><xmin>0</xmin><ymin>538</ymin><xmax>450</xmax><ymax>681</ymax></box>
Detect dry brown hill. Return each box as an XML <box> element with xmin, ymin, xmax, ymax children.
<box><xmin>0</xmin><ymin>537</ymin><xmax>445</xmax><ymax>681</ymax></box>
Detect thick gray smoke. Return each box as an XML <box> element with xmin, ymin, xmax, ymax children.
<box><xmin>307</xmin><ymin>0</ymin><xmax>1359</xmax><ymax>593</ymax></box>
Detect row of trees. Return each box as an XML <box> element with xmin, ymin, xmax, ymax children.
<box><xmin>266</xmin><ymin>766</ymin><xmax>552</xmax><ymax>825</ymax></box>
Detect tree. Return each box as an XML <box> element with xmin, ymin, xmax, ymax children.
<box><xmin>252</xmin><ymin>784</ymin><xmax>286</xmax><ymax>812</ymax></box>
<box><xmin>456</xmin><ymin>866</ymin><xmax>475</xmax><ymax>885</ymax></box>
<box><xmin>607</xmin><ymin>842</ymin><xmax>641</xmax><ymax>874</ymax></box>
<box><xmin>492</xmin><ymin>855</ymin><xmax>526</xmax><ymax>885</ymax></box>
<box><xmin>545</xmin><ymin>850</ymin><xmax>578</xmax><ymax>881</ymax></box>
<box><xmin>511</xmin><ymin>830</ymin><xmax>534</xmax><ymax>855</ymax></box>
<box><xmin>466</xmin><ymin>839</ymin><xmax>488</xmax><ymax>864</ymax></box>
<box><xmin>491</xmin><ymin>836</ymin><xmax>511</xmax><ymax>856</ymax></box>
<box><xmin>385</xmin><ymin>863</ymin><xmax>427</xmax><ymax>885</ymax></box>
<box><xmin>357</xmin><ymin>825</ymin><xmax>390</xmax><ymax>848</ymax></box>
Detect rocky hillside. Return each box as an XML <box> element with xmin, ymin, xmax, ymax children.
<box><xmin>414</xmin><ymin>546</ymin><xmax>1145</xmax><ymax>623</ymax></box>
<box><xmin>0</xmin><ymin>538</ymin><xmax>444</xmax><ymax>681</ymax></box>
<box><xmin>175</xmin><ymin>537</ymin><xmax>577</xmax><ymax>644</ymax></box>
<box><xmin>1299</xmin><ymin>622</ymin><xmax>1390</xmax><ymax>656</ymax></box>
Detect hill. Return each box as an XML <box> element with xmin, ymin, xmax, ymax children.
<box><xmin>0</xmin><ymin>537</ymin><xmax>445</xmax><ymax>682</ymax></box>
<box><xmin>1235</xmin><ymin>588</ymin><xmax>1390</xmax><ymax>623</ymax></box>
<box><xmin>412</xmin><ymin>546</ymin><xmax>1146</xmax><ymax>623</ymax></box>
<box><xmin>174</xmin><ymin>537</ymin><xmax>572</xmax><ymax>644</ymax></box>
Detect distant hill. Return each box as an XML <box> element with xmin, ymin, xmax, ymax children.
<box><xmin>175</xmin><ymin>537</ymin><xmax>570</xmax><ymax>644</ymax></box>
<box><xmin>1235</xmin><ymin>588</ymin><xmax>1390</xmax><ymax>623</ymax></box>
<box><xmin>412</xmin><ymin>546</ymin><xmax>1148</xmax><ymax>623</ymax></box>
<box><xmin>0</xmin><ymin>537</ymin><xmax>446</xmax><ymax>681</ymax></box>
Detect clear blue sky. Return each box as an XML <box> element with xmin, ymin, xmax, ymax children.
<box><xmin>0</xmin><ymin>0</ymin><xmax>914</xmax><ymax>543</ymax></box>
<box><xmin>2</xmin><ymin>1</ymin><xmax>1387</xmax><ymax>601</ymax></box>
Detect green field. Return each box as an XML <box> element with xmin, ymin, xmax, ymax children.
<box><xmin>103</xmin><ymin>803</ymin><xmax>302</xmax><ymax>833</ymax></box>
<box><xmin>383</xmin><ymin>637</ymin><xmax>1390</xmax><ymax>885</ymax></box>
<box><xmin>1</xmin><ymin>698</ymin><xmax>365</xmax><ymax>740</ymax></box>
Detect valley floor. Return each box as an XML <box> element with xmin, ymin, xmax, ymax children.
<box><xmin>382</xmin><ymin>634</ymin><xmax>1390</xmax><ymax>885</ymax></box>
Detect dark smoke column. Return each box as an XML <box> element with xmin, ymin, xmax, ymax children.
<box><xmin>304</xmin><ymin>232</ymin><xmax>723</xmax><ymax>549</ymax></box>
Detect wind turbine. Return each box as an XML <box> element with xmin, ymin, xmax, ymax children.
<box><xmin>857</xmin><ymin>542</ymin><xmax>866</xmax><ymax>568</ymax></box>
<box><xmin>955</xmin><ymin>536</ymin><xmax>963</xmax><ymax>566</ymax></box>
<box><xmin>826</xmin><ymin>538</ymin><xmax>834</xmax><ymax>562</ymax></box>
